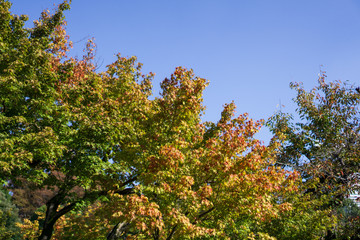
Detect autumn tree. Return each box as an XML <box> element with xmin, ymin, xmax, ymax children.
<box><xmin>50</xmin><ymin>71</ymin><xmax>299</xmax><ymax>240</ymax></box>
<box><xmin>0</xmin><ymin>1</ymin><xmax>149</xmax><ymax>239</ymax></box>
<box><xmin>267</xmin><ymin>72</ymin><xmax>360</xmax><ymax>238</ymax></box>
<box><xmin>8</xmin><ymin>177</ymin><xmax>55</xmax><ymax>220</ymax></box>
<box><xmin>1</xmin><ymin>1</ymin><xmax>300</xmax><ymax>239</ymax></box>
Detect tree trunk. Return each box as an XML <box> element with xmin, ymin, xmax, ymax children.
<box><xmin>37</xmin><ymin>193</ymin><xmax>76</xmax><ymax>240</ymax></box>
<box><xmin>107</xmin><ymin>222</ymin><xmax>130</xmax><ymax>240</ymax></box>
<box><xmin>38</xmin><ymin>200</ymin><xmax>60</xmax><ymax>240</ymax></box>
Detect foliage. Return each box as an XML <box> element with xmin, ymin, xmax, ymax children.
<box><xmin>0</xmin><ymin>186</ymin><xmax>21</xmax><ymax>240</ymax></box>
<box><xmin>9</xmin><ymin>178</ymin><xmax>55</xmax><ymax>220</ymax></box>
<box><xmin>268</xmin><ymin>73</ymin><xmax>360</xmax><ymax>199</ymax></box>
<box><xmin>16</xmin><ymin>205</ymin><xmax>56</xmax><ymax>240</ymax></box>
<box><xmin>267</xmin><ymin>73</ymin><xmax>360</xmax><ymax>239</ymax></box>
<box><xmin>255</xmin><ymin>190</ymin><xmax>336</xmax><ymax>240</ymax></box>
<box><xmin>1</xmin><ymin>0</ymin><xmax>300</xmax><ymax>238</ymax></box>
<box><xmin>0</xmin><ymin>0</ymin><xmax>148</xmax><ymax>239</ymax></box>
<box><xmin>5</xmin><ymin>0</ymin><xmax>350</xmax><ymax>239</ymax></box>
<box><xmin>52</xmin><ymin>202</ymin><xmax>112</xmax><ymax>240</ymax></box>
<box><xmin>49</xmin><ymin>77</ymin><xmax>299</xmax><ymax>239</ymax></box>
<box><xmin>333</xmin><ymin>198</ymin><xmax>360</xmax><ymax>239</ymax></box>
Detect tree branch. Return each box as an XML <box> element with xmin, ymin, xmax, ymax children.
<box><xmin>192</xmin><ymin>207</ymin><xmax>215</xmax><ymax>224</ymax></box>
<box><xmin>166</xmin><ymin>224</ymin><xmax>177</xmax><ymax>240</ymax></box>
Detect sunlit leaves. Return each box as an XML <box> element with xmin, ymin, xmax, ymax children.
<box><xmin>0</xmin><ymin>1</ymin><xmax>305</xmax><ymax>239</ymax></box>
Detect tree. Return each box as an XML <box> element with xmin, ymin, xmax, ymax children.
<box><xmin>9</xmin><ymin>177</ymin><xmax>55</xmax><ymax>220</ymax></box>
<box><xmin>334</xmin><ymin>198</ymin><xmax>360</xmax><ymax>239</ymax></box>
<box><xmin>50</xmin><ymin>81</ymin><xmax>299</xmax><ymax>239</ymax></box>
<box><xmin>0</xmin><ymin>186</ymin><xmax>21</xmax><ymax>240</ymax></box>
<box><xmin>1</xmin><ymin>1</ymin><xmax>299</xmax><ymax>239</ymax></box>
<box><xmin>252</xmin><ymin>187</ymin><xmax>336</xmax><ymax>240</ymax></box>
<box><xmin>267</xmin><ymin>72</ymin><xmax>360</xmax><ymax>238</ymax></box>
<box><xmin>1</xmin><ymin>1</ymin><xmax>147</xmax><ymax>239</ymax></box>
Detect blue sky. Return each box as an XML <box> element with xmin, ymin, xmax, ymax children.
<box><xmin>10</xmin><ymin>0</ymin><xmax>360</xmax><ymax>143</ymax></box>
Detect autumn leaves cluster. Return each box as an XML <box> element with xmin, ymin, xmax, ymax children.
<box><xmin>1</xmin><ymin>1</ymin><xmax>360</xmax><ymax>240</ymax></box>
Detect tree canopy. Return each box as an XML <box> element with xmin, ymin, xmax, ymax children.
<box><xmin>0</xmin><ymin>1</ymin><xmax>300</xmax><ymax>239</ymax></box>
<box><xmin>267</xmin><ymin>72</ymin><xmax>360</xmax><ymax>239</ymax></box>
<box><xmin>1</xmin><ymin>1</ymin><xmax>360</xmax><ymax>240</ymax></box>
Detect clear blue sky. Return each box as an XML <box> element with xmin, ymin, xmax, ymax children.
<box><xmin>10</xmin><ymin>0</ymin><xmax>360</xmax><ymax>143</ymax></box>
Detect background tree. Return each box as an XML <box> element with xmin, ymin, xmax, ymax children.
<box><xmin>9</xmin><ymin>178</ymin><xmax>55</xmax><ymax>220</ymax></box>
<box><xmin>334</xmin><ymin>198</ymin><xmax>360</xmax><ymax>239</ymax></box>
<box><xmin>267</xmin><ymin>72</ymin><xmax>360</xmax><ymax>239</ymax></box>
<box><xmin>0</xmin><ymin>186</ymin><xmax>21</xmax><ymax>240</ymax></box>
